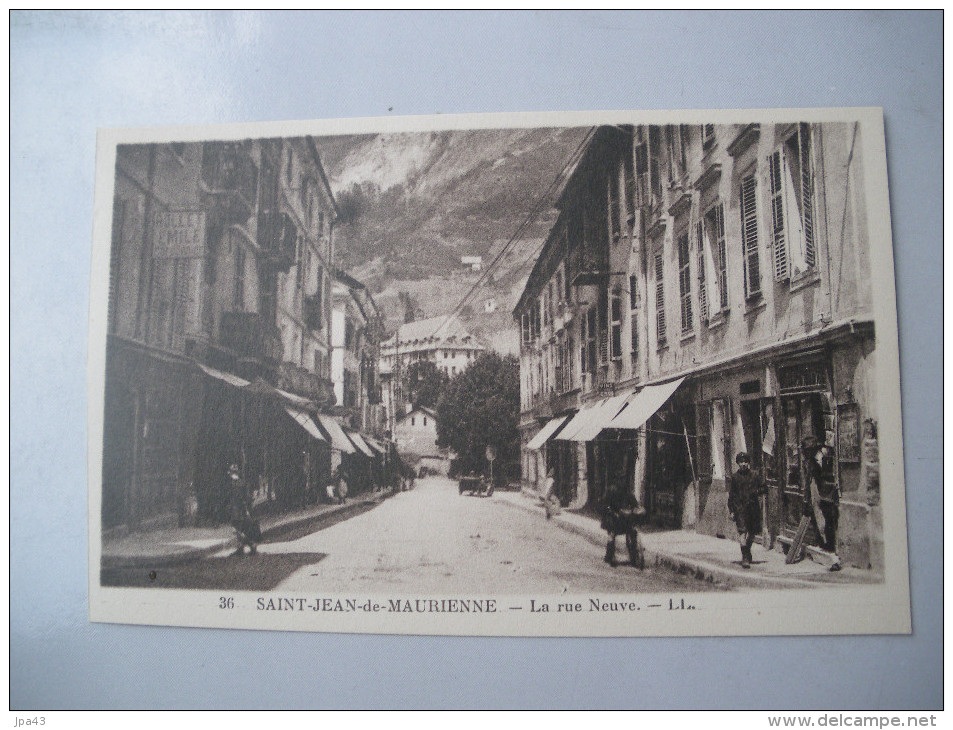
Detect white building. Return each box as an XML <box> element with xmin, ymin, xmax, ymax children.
<box><xmin>393</xmin><ymin>406</ymin><xmax>448</xmax><ymax>474</ymax></box>
<box><xmin>379</xmin><ymin>315</ymin><xmax>483</xmax><ymax>378</ymax></box>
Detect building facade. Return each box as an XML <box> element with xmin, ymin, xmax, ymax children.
<box><xmin>514</xmin><ymin>121</ymin><xmax>881</xmax><ymax>571</ymax></box>
<box><xmin>103</xmin><ymin>137</ymin><xmax>345</xmax><ymax>535</ymax></box>
<box><xmin>378</xmin><ymin>315</ymin><xmax>484</xmax><ymax>433</ymax></box>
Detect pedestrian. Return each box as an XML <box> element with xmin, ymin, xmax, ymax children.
<box><xmin>542</xmin><ymin>467</ymin><xmax>560</xmax><ymax>520</ymax></box>
<box><xmin>728</xmin><ymin>452</ymin><xmax>766</xmax><ymax>569</ymax></box>
<box><xmin>335</xmin><ymin>466</ymin><xmax>349</xmax><ymax>504</ymax></box>
<box><xmin>802</xmin><ymin>437</ymin><xmax>842</xmax><ymax>571</ymax></box>
<box><xmin>228</xmin><ymin>463</ymin><xmax>260</xmax><ymax>556</ymax></box>
<box><xmin>601</xmin><ymin>480</ymin><xmax>641</xmax><ymax>568</ymax></box>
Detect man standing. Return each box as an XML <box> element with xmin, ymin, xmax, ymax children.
<box><xmin>728</xmin><ymin>452</ymin><xmax>766</xmax><ymax>569</ymax></box>
<box><xmin>228</xmin><ymin>463</ymin><xmax>259</xmax><ymax>556</ymax></box>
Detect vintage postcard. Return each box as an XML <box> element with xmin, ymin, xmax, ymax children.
<box><xmin>88</xmin><ymin>108</ymin><xmax>910</xmax><ymax>636</ymax></box>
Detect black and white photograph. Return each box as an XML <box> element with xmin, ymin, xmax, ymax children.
<box><xmin>88</xmin><ymin>108</ymin><xmax>909</xmax><ymax>637</ymax></box>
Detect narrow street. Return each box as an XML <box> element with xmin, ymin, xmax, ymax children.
<box><xmin>104</xmin><ymin>476</ymin><xmax>719</xmax><ymax>593</ymax></box>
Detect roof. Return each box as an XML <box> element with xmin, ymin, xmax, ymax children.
<box><xmin>382</xmin><ymin>315</ymin><xmax>473</xmax><ymax>348</ymax></box>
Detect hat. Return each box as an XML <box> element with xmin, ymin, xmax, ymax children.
<box><xmin>736</xmin><ymin>452</ymin><xmax>750</xmax><ymax>464</ymax></box>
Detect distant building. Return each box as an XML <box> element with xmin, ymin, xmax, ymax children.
<box><xmin>461</xmin><ymin>255</ymin><xmax>483</xmax><ymax>271</ymax></box>
<box><xmin>330</xmin><ymin>270</ymin><xmax>385</xmax><ymax>437</ymax></box>
<box><xmin>378</xmin><ymin>315</ymin><xmax>484</xmax><ymax>434</ymax></box>
<box><xmin>393</xmin><ymin>406</ymin><xmax>448</xmax><ymax>475</ymax></box>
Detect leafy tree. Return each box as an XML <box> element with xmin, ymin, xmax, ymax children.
<box><xmin>436</xmin><ymin>352</ymin><xmax>519</xmax><ymax>480</ymax></box>
<box><xmin>404</xmin><ymin>360</ymin><xmax>449</xmax><ymax>410</ymax></box>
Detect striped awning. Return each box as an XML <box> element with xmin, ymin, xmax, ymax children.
<box><xmin>283</xmin><ymin>406</ymin><xmax>326</xmax><ymax>442</ymax></box>
<box><xmin>315</xmin><ymin>414</ymin><xmax>356</xmax><ymax>454</ymax></box>
<box><xmin>608</xmin><ymin>377</ymin><xmax>686</xmax><ymax>431</ymax></box>
<box><xmin>347</xmin><ymin>431</ymin><xmax>376</xmax><ymax>458</ymax></box>
<box><xmin>570</xmin><ymin>392</ymin><xmax>633</xmax><ymax>442</ymax></box>
<box><xmin>554</xmin><ymin>399</ymin><xmax>607</xmax><ymax>441</ymax></box>
<box><xmin>526</xmin><ymin>415</ymin><xmax>569</xmax><ymax>450</ymax></box>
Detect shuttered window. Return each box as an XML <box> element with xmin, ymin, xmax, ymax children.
<box><xmin>678</xmin><ymin>231</ymin><xmax>693</xmax><ymax>333</ymax></box>
<box><xmin>740</xmin><ymin>174</ymin><xmax>762</xmax><ymax>298</ymax></box>
<box><xmin>798</xmin><ymin>123</ymin><xmax>817</xmax><ymax>269</ymax></box>
<box><xmin>655</xmin><ymin>251</ymin><xmax>666</xmax><ymax>345</ymax></box>
<box><xmin>701</xmin><ymin>124</ymin><xmax>716</xmax><ymax>149</ymax></box>
<box><xmin>696</xmin><ymin>221</ymin><xmax>708</xmax><ymax>322</ymax></box>
<box><xmin>770</xmin><ymin>124</ymin><xmax>817</xmax><ymax>281</ymax></box>
<box><xmin>610</xmin><ymin>289</ymin><xmax>623</xmax><ymax>359</ymax></box>
<box><xmin>649</xmin><ymin>126</ymin><xmax>662</xmax><ymax>199</ymax></box>
<box><xmin>769</xmin><ymin>150</ymin><xmax>788</xmax><ymax>281</ymax></box>
<box><xmin>705</xmin><ymin>203</ymin><xmax>729</xmax><ymax>310</ymax></box>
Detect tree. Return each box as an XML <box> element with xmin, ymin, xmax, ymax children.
<box><xmin>404</xmin><ymin>360</ymin><xmax>449</xmax><ymax>411</ymax></box>
<box><xmin>436</xmin><ymin>352</ymin><xmax>520</xmax><ymax>480</ymax></box>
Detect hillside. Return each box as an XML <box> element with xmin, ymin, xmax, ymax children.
<box><xmin>312</xmin><ymin>126</ymin><xmax>591</xmax><ymax>349</ymax></box>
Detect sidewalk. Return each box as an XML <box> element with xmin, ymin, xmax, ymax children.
<box><xmin>495</xmin><ymin>489</ymin><xmax>882</xmax><ymax>589</ymax></box>
<box><xmin>100</xmin><ymin>488</ymin><xmax>396</xmax><ymax>570</ymax></box>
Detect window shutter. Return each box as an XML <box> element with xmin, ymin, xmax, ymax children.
<box><xmin>769</xmin><ymin>151</ymin><xmax>789</xmax><ymax>281</ymax></box>
<box><xmin>696</xmin><ymin>221</ymin><xmax>708</xmax><ymax>321</ymax></box>
<box><xmin>799</xmin><ymin>123</ymin><xmax>816</xmax><ymax>268</ymax></box>
<box><xmin>740</xmin><ymin>174</ymin><xmax>761</xmax><ymax>297</ymax></box>
<box><xmin>655</xmin><ymin>251</ymin><xmax>666</xmax><ymax>343</ymax></box>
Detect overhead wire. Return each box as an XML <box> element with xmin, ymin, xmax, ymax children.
<box><xmin>431</xmin><ymin>125</ymin><xmax>597</xmax><ymax>339</ymax></box>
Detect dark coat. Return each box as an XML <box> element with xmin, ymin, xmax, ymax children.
<box><xmin>728</xmin><ymin>468</ymin><xmax>766</xmax><ymax>534</ymax></box>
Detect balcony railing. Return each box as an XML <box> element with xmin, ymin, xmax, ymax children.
<box><xmin>276</xmin><ymin>361</ymin><xmax>335</xmax><ymax>405</ymax></box>
<box><xmin>201</xmin><ymin>143</ymin><xmax>258</xmax><ymax>225</ymax></box>
<box><xmin>219</xmin><ymin>311</ymin><xmax>282</xmax><ymax>363</ymax></box>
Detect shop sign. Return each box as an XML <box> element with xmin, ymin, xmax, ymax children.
<box><xmin>837</xmin><ymin>403</ymin><xmax>860</xmax><ymax>462</ymax></box>
<box><xmin>777</xmin><ymin>361</ymin><xmax>827</xmax><ymax>393</ymax></box>
<box><xmin>153</xmin><ymin>210</ymin><xmax>206</xmax><ymax>258</ymax></box>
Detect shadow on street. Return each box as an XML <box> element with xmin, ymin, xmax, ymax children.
<box><xmin>100</xmin><ymin>552</ymin><xmax>328</xmax><ymax>591</ymax></box>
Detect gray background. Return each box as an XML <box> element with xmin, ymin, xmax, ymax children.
<box><xmin>10</xmin><ymin>10</ymin><xmax>942</xmax><ymax>709</ymax></box>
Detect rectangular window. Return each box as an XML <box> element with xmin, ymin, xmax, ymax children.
<box><xmin>696</xmin><ymin>221</ymin><xmax>709</xmax><ymax>322</ymax></box>
<box><xmin>678</xmin><ymin>231</ymin><xmax>693</xmax><ymax>333</ymax></box>
<box><xmin>628</xmin><ymin>274</ymin><xmax>638</xmax><ymax>310</ymax></box>
<box><xmin>649</xmin><ymin>126</ymin><xmax>662</xmax><ymax>199</ymax></box>
<box><xmin>770</xmin><ymin>124</ymin><xmax>816</xmax><ymax>281</ymax></box>
<box><xmin>705</xmin><ymin>203</ymin><xmax>729</xmax><ymax>310</ymax></box>
<box><xmin>635</xmin><ymin>142</ymin><xmax>649</xmax><ymax>207</ymax></box>
<box><xmin>667</xmin><ymin>125</ymin><xmax>687</xmax><ymax>182</ymax></box>
<box><xmin>655</xmin><ymin>251</ymin><xmax>666</xmax><ymax>345</ymax></box>
<box><xmin>701</xmin><ymin>124</ymin><xmax>716</xmax><ymax>149</ymax></box>
<box><xmin>740</xmin><ymin>174</ymin><xmax>762</xmax><ymax>298</ymax></box>
<box><xmin>608</xmin><ymin>165</ymin><xmax>621</xmax><ymax>242</ymax></box>
<box><xmin>586</xmin><ymin>307</ymin><xmax>597</xmax><ymax>374</ymax></box>
<box><xmin>610</xmin><ymin>289</ymin><xmax>623</xmax><ymax>359</ymax></box>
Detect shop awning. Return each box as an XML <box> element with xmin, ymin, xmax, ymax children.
<box><xmin>347</xmin><ymin>431</ymin><xmax>376</xmax><ymax>458</ymax></box>
<box><xmin>570</xmin><ymin>392</ymin><xmax>633</xmax><ymax>442</ymax></box>
<box><xmin>526</xmin><ymin>415</ymin><xmax>570</xmax><ymax>450</ymax></box>
<box><xmin>315</xmin><ymin>413</ymin><xmax>356</xmax><ymax>453</ymax></box>
<box><xmin>197</xmin><ymin>363</ymin><xmax>250</xmax><ymax>389</ymax></box>
<box><xmin>554</xmin><ymin>399</ymin><xmax>607</xmax><ymax>441</ymax></box>
<box><xmin>608</xmin><ymin>377</ymin><xmax>686</xmax><ymax>431</ymax></box>
<box><xmin>283</xmin><ymin>406</ymin><xmax>326</xmax><ymax>442</ymax></box>
<box><xmin>364</xmin><ymin>437</ymin><xmax>387</xmax><ymax>454</ymax></box>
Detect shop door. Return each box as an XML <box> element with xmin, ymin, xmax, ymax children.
<box><xmin>780</xmin><ymin>394</ymin><xmax>825</xmax><ymax>541</ymax></box>
<box><xmin>740</xmin><ymin>399</ymin><xmax>780</xmax><ymax>545</ymax></box>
